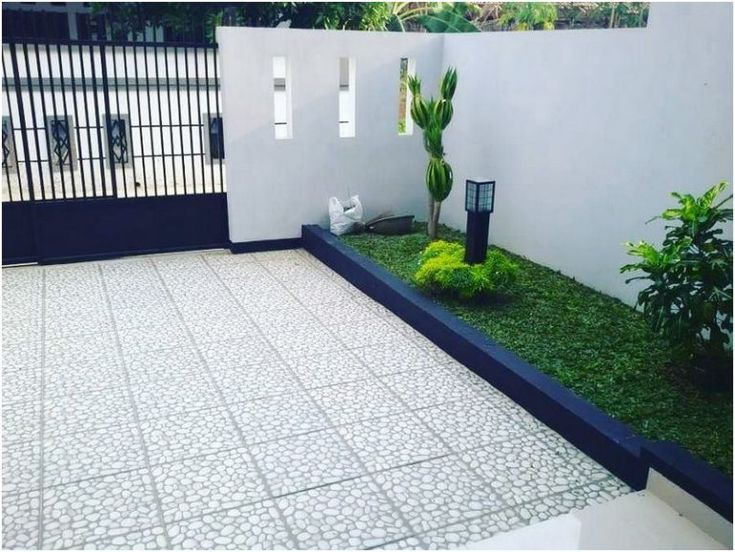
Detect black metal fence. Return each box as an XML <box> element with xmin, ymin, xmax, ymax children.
<box><xmin>2</xmin><ymin>38</ymin><xmax>225</xmax><ymax>203</ymax></box>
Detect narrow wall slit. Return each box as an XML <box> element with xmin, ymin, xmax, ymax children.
<box><xmin>398</xmin><ymin>57</ymin><xmax>415</xmax><ymax>136</ymax></box>
<box><xmin>339</xmin><ymin>57</ymin><xmax>355</xmax><ymax>138</ymax></box>
<box><xmin>273</xmin><ymin>56</ymin><xmax>292</xmax><ymax>140</ymax></box>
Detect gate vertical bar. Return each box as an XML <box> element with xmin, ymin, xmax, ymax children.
<box><xmin>213</xmin><ymin>45</ymin><xmax>223</xmax><ymax>193</ymax></box>
<box><xmin>193</xmin><ymin>47</ymin><xmax>205</xmax><ymax>195</ymax></box>
<box><xmin>67</xmin><ymin>44</ymin><xmax>87</xmax><ymax>198</ymax></box>
<box><xmin>31</xmin><ymin>42</ymin><xmax>55</xmax><ymax>199</ymax></box>
<box><xmin>8</xmin><ymin>43</ymin><xmax>35</xmax><ymax>201</ymax></box>
<box><xmin>153</xmin><ymin>42</ymin><xmax>168</xmax><ymax>194</ymax></box>
<box><xmin>183</xmin><ymin>47</ymin><xmax>196</xmax><ymax>194</ymax></box>
<box><xmin>56</xmin><ymin>43</ymin><xmax>77</xmax><ymax>198</ymax></box>
<box><xmin>99</xmin><ymin>42</ymin><xmax>118</xmax><ymax>197</ymax></box>
<box><xmin>45</xmin><ymin>41</ymin><xmax>68</xmax><ymax>199</ymax></box>
<box><xmin>111</xmin><ymin>44</ymin><xmax>127</xmax><ymax>197</ymax></box>
<box><xmin>203</xmin><ymin>46</ymin><xmax>214</xmax><ymax>193</ymax></box>
<box><xmin>20</xmin><ymin>43</ymin><xmax>45</xmax><ymax>200</ymax></box>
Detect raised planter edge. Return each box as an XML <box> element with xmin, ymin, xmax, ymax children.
<box><xmin>301</xmin><ymin>223</ymin><xmax>733</xmax><ymax>522</ymax></box>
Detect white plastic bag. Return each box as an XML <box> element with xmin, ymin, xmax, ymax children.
<box><xmin>328</xmin><ymin>195</ymin><xmax>363</xmax><ymax>236</ymax></box>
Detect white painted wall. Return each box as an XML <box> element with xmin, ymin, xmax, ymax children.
<box><xmin>217</xmin><ymin>4</ymin><xmax>732</xmax><ymax>304</ymax></box>
<box><xmin>217</xmin><ymin>26</ymin><xmax>443</xmax><ymax>244</ymax></box>
<box><xmin>441</xmin><ymin>2</ymin><xmax>733</xmax><ymax>304</ymax></box>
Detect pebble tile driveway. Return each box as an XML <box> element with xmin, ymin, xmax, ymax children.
<box><xmin>2</xmin><ymin>249</ymin><xmax>630</xmax><ymax>549</ymax></box>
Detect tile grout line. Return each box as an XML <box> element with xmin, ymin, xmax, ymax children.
<box><xmin>150</xmin><ymin>254</ymin><xmax>302</xmax><ymax>548</ymax></box>
<box><xmin>245</xmin><ymin>253</ymin><xmax>433</xmax><ymax>549</ymax></box>
<box><xmin>36</xmin><ymin>267</ymin><xmax>47</xmax><ymax>549</ymax></box>
<box><xmin>96</xmin><ymin>261</ymin><xmax>174</xmax><ymax>550</ymax></box>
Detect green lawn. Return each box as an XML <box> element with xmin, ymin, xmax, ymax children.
<box><xmin>341</xmin><ymin>223</ymin><xmax>733</xmax><ymax>475</ymax></box>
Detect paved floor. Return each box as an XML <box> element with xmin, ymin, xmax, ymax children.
<box><xmin>2</xmin><ymin>249</ymin><xmax>629</xmax><ymax>549</ymax></box>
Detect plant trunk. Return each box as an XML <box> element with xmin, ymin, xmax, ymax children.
<box><xmin>428</xmin><ymin>200</ymin><xmax>442</xmax><ymax>240</ymax></box>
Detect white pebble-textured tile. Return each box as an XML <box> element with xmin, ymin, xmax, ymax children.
<box><xmin>374</xmin><ymin>456</ymin><xmax>503</xmax><ymax>533</ymax></box>
<box><xmin>284</xmin><ymin>350</ymin><xmax>369</xmax><ymax>389</ymax></box>
<box><xmin>264</xmin><ymin>326</ymin><xmax>345</xmax><ymax>358</ymax></box>
<box><xmin>460</xmin><ymin>435</ymin><xmax>602</xmax><ymax>506</ymax></box>
<box><xmin>44</xmin><ymin>352</ymin><xmax>126</xmax><ymax>398</ymax></box>
<box><xmin>251</xmin><ymin>429</ymin><xmax>364</xmax><ymax>497</ymax></box>
<box><xmin>328</xmin><ymin>318</ymin><xmax>401</xmax><ymax>348</ymax></box>
<box><xmin>229</xmin><ymin>391</ymin><xmax>330</xmax><ymax>444</ymax></box>
<box><xmin>351</xmin><ymin>338</ymin><xmax>439</xmax><ymax>376</ymax></box>
<box><xmin>416</xmin><ymin>398</ymin><xmax>533</xmax><ymax>452</ymax></box>
<box><xmin>337</xmin><ymin>413</ymin><xmax>450</xmax><ymax>472</ymax></box>
<box><xmin>130</xmin><ymin>374</ymin><xmax>222</xmax><ymax>420</ymax></box>
<box><xmin>124</xmin><ymin>346</ymin><xmax>206</xmax><ymax>385</ymax></box>
<box><xmin>2</xmin><ymin>441</ymin><xmax>40</xmax><ymax>494</ymax></box>
<box><xmin>42</xmin><ymin>470</ymin><xmax>161</xmax><ymax>549</ymax></box>
<box><xmin>209</xmin><ymin>361</ymin><xmax>299</xmax><ymax>404</ymax></box>
<box><xmin>308</xmin><ymin>378</ymin><xmax>405</xmax><ymax>425</ymax></box>
<box><xmin>167</xmin><ymin>500</ymin><xmax>294</xmax><ymax>549</ymax></box>
<box><xmin>141</xmin><ymin>407</ymin><xmax>242</xmax><ymax>465</ymax></box>
<box><xmin>44</xmin><ymin>386</ymin><xmax>137</xmax><ymax>438</ymax></box>
<box><xmin>81</xmin><ymin>526</ymin><xmax>169</xmax><ymax>549</ymax></box>
<box><xmin>248</xmin><ymin>306</ymin><xmax>320</xmax><ymax>335</ymax></box>
<box><xmin>2</xmin><ymin>491</ymin><xmax>41</xmax><ymax>549</ymax></box>
<box><xmin>151</xmin><ymin>448</ymin><xmax>269</xmax><ymax>523</ymax></box>
<box><xmin>2</xmin><ymin>400</ymin><xmax>40</xmax><ymax>444</ymax></box>
<box><xmin>377</xmin><ymin>536</ymin><xmax>426</xmax><ymax>549</ymax></box>
<box><xmin>381</xmin><ymin>367</ymin><xmax>483</xmax><ymax>410</ymax></box>
<box><xmin>2</xmin><ymin>365</ymin><xmax>41</xmax><ymax>405</ymax></box>
<box><xmin>198</xmin><ymin>336</ymin><xmax>277</xmax><ymax>369</ymax></box>
<box><xmin>1</xmin><ymin>250</ymin><xmax>632</xmax><ymax>549</ymax></box>
<box><xmin>117</xmin><ymin>324</ymin><xmax>191</xmax><ymax>356</ymax></box>
<box><xmin>277</xmin><ymin>476</ymin><xmax>412</xmax><ymax>549</ymax></box>
<box><xmin>43</xmin><ymin>423</ymin><xmax>145</xmax><ymax>487</ymax></box>
<box><xmin>2</xmin><ymin>341</ymin><xmax>41</xmax><ymax>371</ymax></box>
<box><xmin>44</xmin><ymin>332</ymin><xmax>119</xmax><ymax>366</ymax></box>
<box><xmin>304</xmin><ymin>300</ymin><xmax>383</xmax><ymax>327</ymax></box>
<box><xmin>419</xmin><ymin>505</ymin><xmax>528</xmax><ymax>549</ymax></box>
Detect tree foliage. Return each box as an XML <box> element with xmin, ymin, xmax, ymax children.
<box><xmin>91</xmin><ymin>2</ymin><xmax>649</xmax><ymax>40</ymax></box>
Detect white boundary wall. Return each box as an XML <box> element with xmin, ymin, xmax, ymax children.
<box><xmin>218</xmin><ymin>3</ymin><xmax>732</xmax><ymax>304</ymax></box>
<box><xmin>440</xmin><ymin>2</ymin><xmax>733</xmax><ymax>304</ymax></box>
<box><xmin>217</xmin><ymin>27</ymin><xmax>443</xmax><ymax>244</ymax></box>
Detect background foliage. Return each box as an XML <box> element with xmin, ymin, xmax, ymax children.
<box><xmin>91</xmin><ymin>2</ymin><xmax>650</xmax><ymax>42</ymax></box>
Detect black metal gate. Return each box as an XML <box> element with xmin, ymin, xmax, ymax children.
<box><xmin>2</xmin><ymin>38</ymin><xmax>229</xmax><ymax>265</ymax></box>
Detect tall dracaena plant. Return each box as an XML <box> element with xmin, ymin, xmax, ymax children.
<box><xmin>408</xmin><ymin>67</ymin><xmax>457</xmax><ymax>241</ymax></box>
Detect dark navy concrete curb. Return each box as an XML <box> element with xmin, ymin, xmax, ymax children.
<box><xmin>230</xmin><ymin>237</ymin><xmax>302</xmax><ymax>254</ymax></box>
<box><xmin>301</xmin><ymin>224</ymin><xmax>733</xmax><ymax>522</ymax></box>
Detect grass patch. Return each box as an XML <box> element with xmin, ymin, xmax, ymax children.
<box><xmin>341</xmin><ymin>223</ymin><xmax>733</xmax><ymax>475</ymax></box>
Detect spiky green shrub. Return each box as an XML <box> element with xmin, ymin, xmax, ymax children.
<box><xmin>413</xmin><ymin>240</ymin><xmax>518</xmax><ymax>300</ymax></box>
<box><xmin>408</xmin><ymin>68</ymin><xmax>457</xmax><ymax>241</ymax></box>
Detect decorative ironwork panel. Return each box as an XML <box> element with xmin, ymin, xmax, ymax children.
<box><xmin>49</xmin><ymin>118</ymin><xmax>72</xmax><ymax>167</ymax></box>
<box><xmin>2</xmin><ymin>117</ymin><xmax>15</xmax><ymax>169</ymax></box>
<box><xmin>109</xmin><ymin>118</ymin><xmax>129</xmax><ymax>164</ymax></box>
<box><xmin>209</xmin><ymin>116</ymin><xmax>224</xmax><ymax>161</ymax></box>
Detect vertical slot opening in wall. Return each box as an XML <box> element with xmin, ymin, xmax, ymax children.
<box><xmin>338</xmin><ymin>57</ymin><xmax>356</xmax><ymax>138</ymax></box>
<box><xmin>398</xmin><ymin>57</ymin><xmax>415</xmax><ymax>135</ymax></box>
<box><xmin>273</xmin><ymin>56</ymin><xmax>292</xmax><ymax>140</ymax></box>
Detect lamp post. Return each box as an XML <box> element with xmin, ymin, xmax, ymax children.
<box><xmin>464</xmin><ymin>179</ymin><xmax>495</xmax><ymax>264</ymax></box>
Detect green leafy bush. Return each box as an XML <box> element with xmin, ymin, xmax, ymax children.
<box><xmin>413</xmin><ymin>240</ymin><xmax>518</xmax><ymax>300</ymax></box>
<box><xmin>622</xmin><ymin>182</ymin><xmax>733</xmax><ymax>381</ymax></box>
